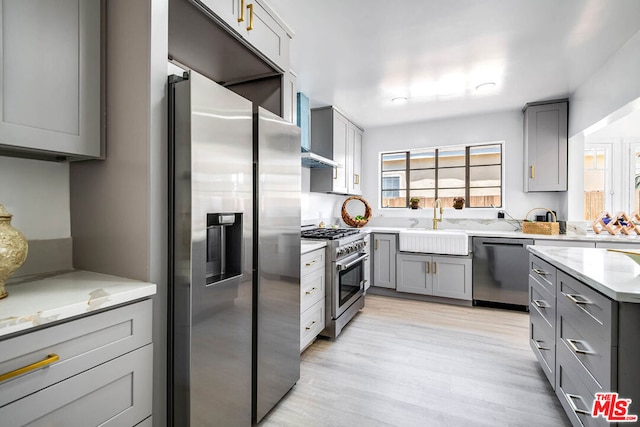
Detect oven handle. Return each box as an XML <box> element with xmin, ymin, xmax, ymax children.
<box><xmin>337</xmin><ymin>253</ymin><xmax>369</xmax><ymax>271</ymax></box>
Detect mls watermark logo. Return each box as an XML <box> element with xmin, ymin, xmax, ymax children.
<box><xmin>592</xmin><ymin>392</ymin><xmax>638</xmax><ymax>422</ymax></box>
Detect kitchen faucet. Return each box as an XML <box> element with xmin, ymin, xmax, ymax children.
<box><xmin>432</xmin><ymin>198</ymin><xmax>443</xmax><ymax>229</ymax></box>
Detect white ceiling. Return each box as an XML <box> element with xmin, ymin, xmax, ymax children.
<box><xmin>267</xmin><ymin>0</ymin><xmax>640</xmax><ymax>129</ymax></box>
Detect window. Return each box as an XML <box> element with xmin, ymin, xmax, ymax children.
<box><xmin>380</xmin><ymin>143</ymin><xmax>502</xmax><ymax>209</ymax></box>
<box><xmin>583</xmin><ymin>145</ymin><xmax>609</xmax><ymax>221</ymax></box>
<box><xmin>582</xmin><ymin>141</ymin><xmax>640</xmax><ymax>220</ymax></box>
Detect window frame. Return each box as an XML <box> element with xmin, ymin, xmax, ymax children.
<box><xmin>379</xmin><ymin>142</ymin><xmax>504</xmax><ymax>209</ymax></box>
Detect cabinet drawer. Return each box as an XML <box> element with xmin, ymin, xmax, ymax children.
<box><xmin>301</xmin><ymin>248</ymin><xmax>325</xmax><ymax>276</ymax></box>
<box><xmin>300</xmin><ymin>267</ymin><xmax>325</xmax><ymax>312</ymax></box>
<box><xmin>0</xmin><ymin>344</ymin><xmax>153</xmax><ymax>427</ymax></box>
<box><xmin>530</xmin><ymin>305</ymin><xmax>555</xmax><ymax>388</ymax></box>
<box><xmin>529</xmin><ymin>255</ymin><xmax>556</xmax><ymax>295</ymax></box>
<box><xmin>529</xmin><ymin>276</ymin><xmax>555</xmax><ymax>329</ymax></box>
<box><xmin>300</xmin><ymin>299</ymin><xmax>325</xmax><ymax>351</ymax></box>
<box><xmin>0</xmin><ymin>299</ymin><xmax>152</xmax><ymax>407</ymax></box>
<box><xmin>556</xmin><ymin>340</ymin><xmax>608</xmax><ymax>427</ymax></box>
<box><xmin>556</xmin><ymin>272</ymin><xmax>616</xmax><ymax>389</ymax></box>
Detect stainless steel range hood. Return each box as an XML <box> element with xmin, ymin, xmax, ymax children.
<box><xmin>301</xmin><ymin>151</ymin><xmax>340</xmax><ymax>168</ymax></box>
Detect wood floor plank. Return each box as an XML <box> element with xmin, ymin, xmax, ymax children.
<box><xmin>260</xmin><ymin>295</ymin><xmax>570</xmax><ymax>427</ymax></box>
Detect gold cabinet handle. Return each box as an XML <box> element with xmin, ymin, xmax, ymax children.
<box><xmin>375</xmin><ymin>239</ymin><xmax>378</xmax><ymax>250</ymax></box>
<box><xmin>0</xmin><ymin>353</ymin><xmax>60</xmax><ymax>383</ymax></box>
<box><xmin>305</xmin><ymin>287</ymin><xmax>317</xmax><ymax>295</ymax></box>
<box><xmin>530</xmin><ymin>165</ymin><xmax>535</xmax><ymax>179</ymax></box>
<box><xmin>246</xmin><ymin>3</ymin><xmax>254</xmax><ymax>31</ymax></box>
<box><xmin>238</xmin><ymin>0</ymin><xmax>245</xmax><ymax>22</ymax></box>
<box><xmin>433</xmin><ymin>262</ymin><xmax>437</xmax><ymax>274</ymax></box>
<box><xmin>305</xmin><ymin>320</ymin><xmax>316</xmax><ymax>330</ymax></box>
<box><xmin>305</xmin><ymin>260</ymin><xmax>317</xmax><ymax>267</ymax></box>
<box><xmin>426</xmin><ymin>261</ymin><xmax>430</xmax><ymax>274</ymax></box>
<box><xmin>354</xmin><ymin>174</ymin><xmax>360</xmax><ymax>185</ymax></box>
<box><xmin>334</xmin><ymin>167</ymin><xmax>338</xmax><ymax>180</ymax></box>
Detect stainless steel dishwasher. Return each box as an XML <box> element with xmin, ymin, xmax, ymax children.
<box><xmin>472</xmin><ymin>237</ymin><xmax>534</xmax><ymax>310</ymax></box>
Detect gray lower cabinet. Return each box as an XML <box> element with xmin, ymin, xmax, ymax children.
<box><xmin>372</xmin><ymin>233</ymin><xmax>397</xmax><ymax>289</ymax></box>
<box><xmin>0</xmin><ymin>0</ymin><xmax>102</xmax><ymax>159</ymax></box>
<box><xmin>397</xmin><ymin>253</ymin><xmax>472</xmax><ymax>300</ymax></box>
<box><xmin>0</xmin><ymin>299</ymin><xmax>153</xmax><ymax>426</ymax></box>
<box><xmin>529</xmin><ymin>254</ymin><xmax>640</xmax><ymax>427</ymax></box>
<box><xmin>300</xmin><ymin>248</ymin><xmax>326</xmax><ymax>351</ymax></box>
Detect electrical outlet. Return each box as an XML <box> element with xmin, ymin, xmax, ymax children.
<box><xmin>497</xmin><ymin>211</ymin><xmax>505</xmax><ymax>219</ymax></box>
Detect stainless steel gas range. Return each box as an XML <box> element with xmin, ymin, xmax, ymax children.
<box><xmin>301</xmin><ymin>227</ymin><xmax>369</xmax><ymax>339</ymax></box>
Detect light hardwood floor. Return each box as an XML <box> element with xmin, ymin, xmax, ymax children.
<box><xmin>260</xmin><ymin>295</ymin><xmax>571</xmax><ymax>427</ymax></box>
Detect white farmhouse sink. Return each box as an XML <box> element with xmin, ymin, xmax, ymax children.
<box><xmin>399</xmin><ymin>229</ymin><xmax>469</xmax><ymax>255</ymax></box>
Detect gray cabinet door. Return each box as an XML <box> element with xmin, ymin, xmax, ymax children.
<box><xmin>524</xmin><ymin>101</ymin><xmax>568</xmax><ymax>192</ymax></box>
<box><xmin>372</xmin><ymin>233</ymin><xmax>397</xmax><ymax>289</ymax></box>
<box><xmin>0</xmin><ymin>344</ymin><xmax>153</xmax><ymax>427</ymax></box>
<box><xmin>0</xmin><ymin>0</ymin><xmax>102</xmax><ymax>159</ymax></box>
<box><xmin>396</xmin><ymin>253</ymin><xmax>431</xmax><ymax>295</ymax></box>
<box><xmin>347</xmin><ymin>123</ymin><xmax>363</xmax><ymax>195</ymax></box>
<box><xmin>431</xmin><ymin>256</ymin><xmax>472</xmax><ymax>300</ymax></box>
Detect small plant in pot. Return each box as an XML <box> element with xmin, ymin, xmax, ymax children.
<box><xmin>409</xmin><ymin>197</ymin><xmax>421</xmax><ymax>209</ymax></box>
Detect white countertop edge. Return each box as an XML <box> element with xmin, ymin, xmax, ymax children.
<box><xmin>0</xmin><ymin>270</ymin><xmax>157</xmax><ymax>338</ymax></box>
<box><xmin>528</xmin><ymin>246</ymin><xmax>640</xmax><ymax>303</ymax></box>
<box><xmin>301</xmin><ymin>240</ymin><xmax>327</xmax><ymax>254</ymax></box>
<box><xmin>361</xmin><ymin>226</ymin><xmax>640</xmax><ymax>243</ymax></box>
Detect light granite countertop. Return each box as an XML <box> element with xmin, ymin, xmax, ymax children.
<box><xmin>0</xmin><ymin>270</ymin><xmax>157</xmax><ymax>339</ymax></box>
<box><xmin>301</xmin><ymin>240</ymin><xmax>327</xmax><ymax>254</ymax></box>
<box><xmin>361</xmin><ymin>226</ymin><xmax>640</xmax><ymax>244</ymax></box>
<box><xmin>528</xmin><ymin>246</ymin><xmax>640</xmax><ymax>303</ymax></box>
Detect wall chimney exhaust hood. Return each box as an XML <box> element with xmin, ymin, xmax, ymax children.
<box><xmin>301</xmin><ymin>151</ymin><xmax>339</xmax><ymax>168</ymax></box>
<box><xmin>298</xmin><ymin>92</ymin><xmax>339</xmax><ymax>168</ymax></box>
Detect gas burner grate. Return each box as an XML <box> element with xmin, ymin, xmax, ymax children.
<box><xmin>300</xmin><ymin>227</ymin><xmax>360</xmax><ymax>240</ymax></box>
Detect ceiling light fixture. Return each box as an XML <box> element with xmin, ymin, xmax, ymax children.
<box><xmin>391</xmin><ymin>97</ymin><xmax>408</xmax><ymax>105</ymax></box>
<box><xmin>475</xmin><ymin>82</ymin><xmax>496</xmax><ymax>93</ymax></box>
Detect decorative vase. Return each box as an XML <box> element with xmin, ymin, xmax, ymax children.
<box><xmin>0</xmin><ymin>205</ymin><xmax>28</xmax><ymax>299</ymax></box>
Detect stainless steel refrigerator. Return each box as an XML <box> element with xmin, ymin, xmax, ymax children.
<box><xmin>168</xmin><ymin>70</ymin><xmax>301</xmax><ymax>426</ymax></box>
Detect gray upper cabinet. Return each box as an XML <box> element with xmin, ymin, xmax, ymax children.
<box><xmin>372</xmin><ymin>233</ymin><xmax>396</xmax><ymax>289</ymax></box>
<box><xmin>310</xmin><ymin>107</ymin><xmax>364</xmax><ymax>195</ymax></box>
<box><xmin>0</xmin><ymin>0</ymin><xmax>102</xmax><ymax>160</ymax></box>
<box><xmin>523</xmin><ymin>100</ymin><xmax>568</xmax><ymax>192</ymax></box>
<box><xmin>348</xmin><ymin>123</ymin><xmax>363</xmax><ymax>195</ymax></box>
<box><xmin>192</xmin><ymin>0</ymin><xmax>291</xmax><ymax>72</ymax></box>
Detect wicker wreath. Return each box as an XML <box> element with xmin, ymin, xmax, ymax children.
<box><xmin>341</xmin><ymin>196</ymin><xmax>372</xmax><ymax>228</ymax></box>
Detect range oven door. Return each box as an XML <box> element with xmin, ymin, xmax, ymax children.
<box><xmin>333</xmin><ymin>252</ymin><xmax>368</xmax><ymax>319</ymax></box>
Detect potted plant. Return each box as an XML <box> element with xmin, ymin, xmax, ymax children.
<box><xmin>409</xmin><ymin>197</ymin><xmax>421</xmax><ymax>209</ymax></box>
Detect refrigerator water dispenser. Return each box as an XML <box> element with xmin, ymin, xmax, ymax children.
<box><xmin>206</xmin><ymin>213</ymin><xmax>242</xmax><ymax>285</ymax></box>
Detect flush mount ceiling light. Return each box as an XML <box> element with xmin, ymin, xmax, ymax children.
<box><xmin>475</xmin><ymin>82</ymin><xmax>496</xmax><ymax>93</ymax></box>
<box><xmin>391</xmin><ymin>97</ymin><xmax>408</xmax><ymax>105</ymax></box>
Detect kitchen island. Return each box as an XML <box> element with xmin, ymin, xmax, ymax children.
<box><xmin>527</xmin><ymin>246</ymin><xmax>640</xmax><ymax>427</ymax></box>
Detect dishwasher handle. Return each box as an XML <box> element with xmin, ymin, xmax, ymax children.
<box><xmin>482</xmin><ymin>241</ymin><xmax>527</xmax><ymax>248</ymax></box>
<box><xmin>474</xmin><ymin>237</ymin><xmax>534</xmax><ymax>248</ymax></box>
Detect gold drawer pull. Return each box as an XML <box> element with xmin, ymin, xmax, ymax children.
<box><xmin>305</xmin><ymin>287</ymin><xmax>317</xmax><ymax>295</ymax></box>
<box><xmin>304</xmin><ymin>320</ymin><xmax>316</xmax><ymax>331</ymax></box>
<box><xmin>305</xmin><ymin>260</ymin><xmax>317</xmax><ymax>267</ymax></box>
<box><xmin>530</xmin><ymin>165</ymin><xmax>535</xmax><ymax>179</ymax></box>
<box><xmin>0</xmin><ymin>353</ymin><xmax>60</xmax><ymax>383</ymax></box>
